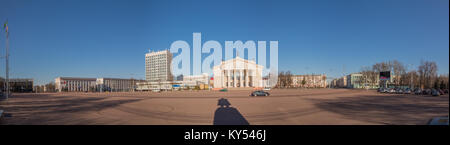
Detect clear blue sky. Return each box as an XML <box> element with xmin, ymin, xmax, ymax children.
<box><xmin>0</xmin><ymin>0</ymin><xmax>448</xmax><ymax>85</ymax></box>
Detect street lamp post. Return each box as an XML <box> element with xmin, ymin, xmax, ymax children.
<box><xmin>5</xmin><ymin>33</ymin><xmax>9</xmax><ymax>100</ymax></box>
<box><xmin>2</xmin><ymin>20</ymin><xmax>9</xmax><ymax>100</ymax></box>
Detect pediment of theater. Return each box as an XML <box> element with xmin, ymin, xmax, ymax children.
<box><xmin>214</xmin><ymin>57</ymin><xmax>263</xmax><ymax>70</ymax></box>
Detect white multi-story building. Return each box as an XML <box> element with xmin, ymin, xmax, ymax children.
<box><xmin>55</xmin><ymin>77</ymin><xmax>97</xmax><ymax>92</ymax></box>
<box><xmin>96</xmin><ymin>78</ymin><xmax>144</xmax><ymax>92</ymax></box>
<box><xmin>55</xmin><ymin>77</ymin><xmax>144</xmax><ymax>92</ymax></box>
<box><xmin>183</xmin><ymin>73</ymin><xmax>209</xmax><ymax>85</ymax></box>
<box><xmin>145</xmin><ymin>50</ymin><xmax>173</xmax><ymax>82</ymax></box>
<box><xmin>291</xmin><ymin>74</ymin><xmax>327</xmax><ymax>88</ymax></box>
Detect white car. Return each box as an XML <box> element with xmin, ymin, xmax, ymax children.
<box><xmin>263</xmin><ymin>87</ymin><xmax>271</xmax><ymax>91</ymax></box>
<box><xmin>389</xmin><ymin>88</ymin><xmax>396</xmax><ymax>93</ymax></box>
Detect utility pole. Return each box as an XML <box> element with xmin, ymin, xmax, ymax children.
<box><xmin>5</xmin><ymin>33</ymin><xmax>9</xmax><ymax>100</ymax></box>
<box><xmin>3</xmin><ymin>20</ymin><xmax>9</xmax><ymax>100</ymax></box>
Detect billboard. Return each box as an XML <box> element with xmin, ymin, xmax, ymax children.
<box><xmin>379</xmin><ymin>71</ymin><xmax>390</xmax><ymax>80</ymax></box>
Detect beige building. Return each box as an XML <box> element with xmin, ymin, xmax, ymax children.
<box><xmin>291</xmin><ymin>74</ymin><xmax>327</xmax><ymax>88</ymax></box>
<box><xmin>330</xmin><ymin>79</ymin><xmax>338</xmax><ymax>88</ymax></box>
<box><xmin>336</xmin><ymin>76</ymin><xmax>347</xmax><ymax>88</ymax></box>
<box><xmin>55</xmin><ymin>77</ymin><xmax>97</xmax><ymax>92</ymax></box>
<box><xmin>145</xmin><ymin>50</ymin><xmax>173</xmax><ymax>82</ymax></box>
<box><xmin>183</xmin><ymin>73</ymin><xmax>209</xmax><ymax>84</ymax></box>
<box><xmin>96</xmin><ymin>78</ymin><xmax>144</xmax><ymax>92</ymax></box>
<box><xmin>180</xmin><ymin>73</ymin><xmax>210</xmax><ymax>88</ymax></box>
<box><xmin>136</xmin><ymin>81</ymin><xmax>177</xmax><ymax>91</ymax></box>
<box><xmin>0</xmin><ymin>78</ymin><xmax>34</xmax><ymax>92</ymax></box>
<box><xmin>55</xmin><ymin>77</ymin><xmax>144</xmax><ymax>92</ymax></box>
<box><xmin>213</xmin><ymin>57</ymin><xmax>264</xmax><ymax>88</ymax></box>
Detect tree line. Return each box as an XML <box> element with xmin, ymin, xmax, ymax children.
<box><xmin>276</xmin><ymin>71</ymin><xmax>293</xmax><ymax>88</ymax></box>
<box><xmin>359</xmin><ymin>60</ymin><xmax>448</xmax><ymax>89</ymax></box>
<box><xmin>276</xmin><ymin>71</ymin><xmax>327</xmax><ymax>88</ymax></box>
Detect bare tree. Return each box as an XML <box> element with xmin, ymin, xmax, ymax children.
<box><xmin>360</xmin><ymin>66</ymin><xmax>378</xmax><ymax>88</ymax></box>
<box><xmin>44</xmin><ymin>82</ymin><xmax>56</xmax><ymax>92</ymax></box>
<box><xmin>285</xmin><ymin>71</ymin><xmax>293</xmax><ymax>88</ymax></box>
<box><xmin>437</xmin><ymin>74</ymin><xmax>449</xmax><ymax>90</ymax></box>
<box><xmin>418</xmin><ymin>60</ymin><xmax>438</xmax><ymax>89</ymax></box>
<box><xmin>277</xmin><ymin>71</ymin><xmax>285</xmax><ymax>88</ymax></box>
<box><xmin>301</xmin><ymin>77</ymin><xmax>306</xmax><ymax>88</ymax></box>
<box><xmin>372</xmin><ymin>62</ymin><xmax>390</xmax><ymax>73</ymax></box>
<box><xmin>390</xmin><ymin>60</ymin><xmax>406</xmax><ymax>86</ymax></box>
<box><xmin>403</xmin><ymin>70</ymin><xmax>419</xmax><ymax>88</ymax></box>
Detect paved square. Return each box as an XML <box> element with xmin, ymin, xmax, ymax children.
<box><xmin>0</xmin><ymin>89</ymin><xmax>448</xmax><ymax>125</ymax></box>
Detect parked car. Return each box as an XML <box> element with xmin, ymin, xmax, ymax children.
<box><xmin>377</xmin><ymin>88</ymin><xmax>384</xmax><ymax>92</ymax></box>
<box><xmin>427</xmin><ymin>116</ymin><xmax>449</xmax><ymax>125</ymax></box>
<box><xmin>383</xmin><ymin>88</ymin><xmax>390</xmax><ymax>93</ymax></box>
<box><xmin>404</xmin><ymin>88</ymin><xmax>411</xmax><ymax>94</ymax></box>
<box><xmin>414</xmin><ymin>88</ymin><xmax>422</xmax><ymax>95</ymax></box>
<box><xmin>388</xmin><ymin>88</ymin><xmax>396</xmax><ymax>94</ymax></box>
<box><xmin>431</xmin><ymin>89</ymin><xmax>440</xmax><ymax>96</ymax></box>
<box><xmin>263</xmin><ymin>87</ymin><xmax>271</xmax><ymax>91</ymax></box>
<box><xmin>251</xmin><ymin>90</ymin><xmax>270</xmax><ymax>96</ymax></box>
<box><xmin>395</xmin><ymin>88</ymin><xmax>403</xmax><ymax>94</ymax></box>
<box><xmin>378</xmin><ymin>88</ymin><xmax>387</xmax><ymax>93</ymax></box>
<box><xmin>438</xmin><ymin>89</ymin><xmax>445</xmax><ymax>95</ymax></box>
<box><xmin>423</xmin><ymin>89</ymin><xmax>432</xmax><ymax>95</ymax></box>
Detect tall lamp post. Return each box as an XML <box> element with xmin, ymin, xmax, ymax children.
<box><xmin>2</xmin><ymin>20</ymin><xmax>9</xmax><ymax>100</ymax></box>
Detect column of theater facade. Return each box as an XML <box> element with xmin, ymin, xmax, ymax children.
<box><xmin>222</xmin><ymin>69</ymin><xmax>252</xmax><ymax>88</ymax></box>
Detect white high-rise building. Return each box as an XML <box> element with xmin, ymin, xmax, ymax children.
<box><xmin>145</xmin><ymin>49</ymin><xmax>173</xmax><ymax>82</ymax></box>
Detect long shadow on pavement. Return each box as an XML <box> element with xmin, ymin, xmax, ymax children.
<box><xmin>309</xmin><ymin>94</ymin><xmax>449</xmax><ymax>124</ymax></box>
<box><xmin>213</xmin><ymin>98</ymin><xmax>249</xmax><ymax>125</ymax></box>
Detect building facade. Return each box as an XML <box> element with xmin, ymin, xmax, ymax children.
<box><xmin>331</xmin><ymin>73</ymin><xmax>381</xmax><ymax>89</ymax></box>
<box><xmin>55</xmin><ymin>77</ymin><xmax>144</xmax><ymax>92</ymax></box>
<box><xmin>55</xmin><ymin>77</ymin><xmax>97</xmax><ymax>92</ymax></box>
<box><xmin>333</xmin><ymin>76</ymin><xmax>347</xmax><ymax>88</ymax></box>
<box><xmin>96</xmin><ymin>78</ymin><xmax>143</xmax><ymax>92</ymax></box>
<box><xmin>183</xmin><ymin>73</ymin><xmax>209</xmax><ymax>85</ymax></box>
<box><xmin>136</xmin><ymin>81</ymin><xmax>177</xmax><ymax>91</ymax></box>
<box><xmin>291</xmin><ymin>74</ymin><xmax>327</xmax><ymax>88</ymax></box>
<box><xmin>145</xmin><ymin>50</ymin><xmax>173</xmax><ymax>82</ymax></box>
<box><xmin>0</xmin><ymin>78</ymin><xmax>34</xmax><ymax>93</ymax></box>
<box><xmin>213</xmin><ymin>57</ymin><xmax>264</xmax><ymax>88</ymax></box>
<box><xmin>346</xmin><ymin>73</ymin><xmax>363</xmax><ymax>88</ymax></box>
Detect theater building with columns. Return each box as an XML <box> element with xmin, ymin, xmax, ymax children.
<box><xmin>212</xmin><ymin>57</ymin><xmax>264</xmax><ymax>88</ymax></box>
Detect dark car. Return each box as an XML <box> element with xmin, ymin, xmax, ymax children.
<box><xmin>427</xmin><ymin>116</ymin><xmax>449</xmax><ymax>125</ymax></box>
<box><xmin>438</xmin><ymin>89</ymin><xmax>445</xmax><ymax>95</ymax></box>
<box><xmin>431</xmin><ymin>89</ymin><xmax>440</xmax><ymax>96</ymax></box>
<box><xmin>251</xmin><ymin>91</ymin><xmax>270</xmax><ymax>96</ymax></box>
<box><xmin>395</xmin><ymin>88</ymin><xmax>403</xmax><ymax>94</ymax></box>
<box><xmin>422</xmin><ymin>89</ymin><xmax>431</xmax><ymax>95</ymax></box>
<box><xmin>414</xmin><ymin>88</ymin><xmax>422</xmax><ymax>95</ymax></box>
<box><xmin>377</xmin><ymin>88</ymin><xmax>383</xmax><ymax>92</ymax></box>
